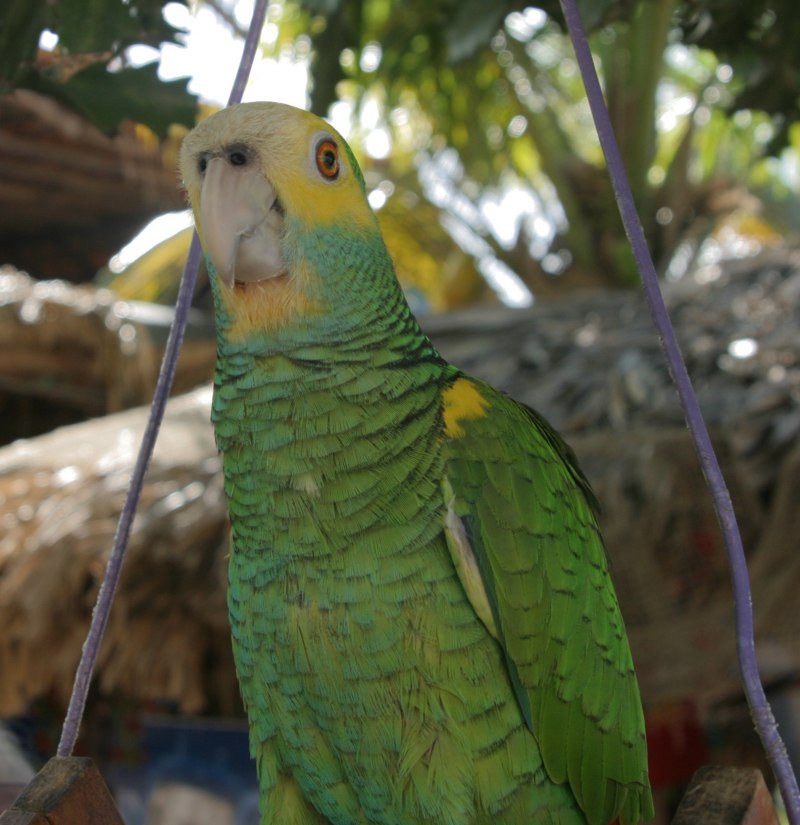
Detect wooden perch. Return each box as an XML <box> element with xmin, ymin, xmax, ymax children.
<box><xmin>671</xmin><ymin>766</ymin><xmax>779</xmax><ymax>825</ymax></box>
<box><xmin>0</xmin><ymin>757</ymin><xmax>123</xmax><ymax>824</ymax></box>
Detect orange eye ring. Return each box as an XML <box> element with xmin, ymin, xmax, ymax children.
<box><xmin>315</xmin><ymin>139</ymin><xmax>340</xmax><ymax>179</ymax></box>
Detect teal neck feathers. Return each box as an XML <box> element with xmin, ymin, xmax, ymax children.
<box><xmin>209</xmin><ymin>219</ymin><xmax>450</xmax><ymax>568</ymax></box>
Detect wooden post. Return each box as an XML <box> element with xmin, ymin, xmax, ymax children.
<box><xmin>671</xmin><ymin>766</ymin><xmax>780</xmax><ymax>825</ymax></box>
<box><xmin>0</xmin><ymin>757</ymin><xmax>124</xmax><ymax>825</ymax></box>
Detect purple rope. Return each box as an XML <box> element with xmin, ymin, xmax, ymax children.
<box><xmin>57</xmin><ymin>233</ymin><xmax>202</xmax><ymax>757</ymax></box>
<box><xmin>225</xmin><ymin>0</ymin><xmax>268</xmax><ymax>107</ymax></box>
<box><xmin>558</xmin><ymin>1</ymin><xmax>800</xmax><ymax>820</ymax></box>
<box><xmin>56</xmin><ymin>0</ymin><xmax>269</xmax><ymax>758</ymax></box>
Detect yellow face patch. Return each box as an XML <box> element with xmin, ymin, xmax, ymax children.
<box><xmin>442</xmin><ymin>378</ymin><xmax>490</xmax><ymax>438</ymax></box>
<box><xmin>286</xmin><ymin>169</ymin><xmax>374</xmax><ymax>233</ymax></box>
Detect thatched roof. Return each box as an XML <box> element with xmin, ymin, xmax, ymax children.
<box><xmin>0</xmin><ymin>90</ymin><xmax>184</xmax><ymax>282</ymax></box>
<box><xmin>0</xmin><ymin>245</ymin><xmax>799</xmax><ymax>716</ymax></box>
<box><xmin>0</xmin><ymin>267</ymin><xmax>214</xmax><ymax>444</ymax></box>
<box><xmin>0</xmin><ymin>387</ymin><xmax>235</xmax><ymax>716</ymax></box>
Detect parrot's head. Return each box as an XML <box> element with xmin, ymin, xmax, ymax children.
<box><xmin>180</xmin><ymin>101</ymin><xmax>390</xmax><ymax>338</ymax></box>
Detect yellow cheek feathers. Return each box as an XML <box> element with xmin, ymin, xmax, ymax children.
<box><xmin>284</xmin><ymin>176</ymin><xmax>376</xmax><ymax>233</ymax></box>
<box><xmin>442</xmin><ymin>379</ymin><xmax>491</xmax><ymax>438</ymax></box>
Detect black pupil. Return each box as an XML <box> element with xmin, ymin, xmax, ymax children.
<box><xmin>229</xmin><ymin>151</ymin><xmax>247</xmax><ymax>166</ymax></box>
<box><xmin>198</xmin><ymin>156</ymin><xmax>207</xmax><ymax>173</ymax></box>
<box><xmin>323</xmin><ymin>148</ymin><xmax>336</xmax><ymax>168</ymax></box>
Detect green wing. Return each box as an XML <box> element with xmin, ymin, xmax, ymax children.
<box><xmin>441</xmin><ymin>374</ymin><xmax>653</xmax><ymax>825</ymax></box>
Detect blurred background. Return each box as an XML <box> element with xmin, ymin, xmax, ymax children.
<box><xmin>2</xmin><ymin>1</ymin><xmax>800</xmax><ymax>822</ymax></box>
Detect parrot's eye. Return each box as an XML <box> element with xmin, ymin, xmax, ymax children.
<box><xmin>222</xmin><ymin>144</ymin><xmax>251</xmax><ymax>168</ymax></box>
<box><xmin>315</xmin><ymin>139</ymin><xmax>340</xmax><ymax>180</ymax></box>
<box><xmin>228</xmin><ymin>148</ymin><xmax>249</xmax><ymax>167</ymax></box>
<box><xmin>198</xmin><ymin>155</ymin><xmax>208</xmax><ymax>175</ymax></box>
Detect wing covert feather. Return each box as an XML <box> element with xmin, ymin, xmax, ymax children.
<box><xmin>441</xmin><ymin>375</ymin><xmax>653</xmax><ymax>825</ymax></box>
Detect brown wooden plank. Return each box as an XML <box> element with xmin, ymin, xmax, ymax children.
<box><xmin>0</xmin><ymin>757</ymin><xmax>123</xmax><ymax>825</ymax></box>
<box><xmin>671</xmin><ymin>766</ymin><xmax>779</xmax><ymax>825</ymax></box>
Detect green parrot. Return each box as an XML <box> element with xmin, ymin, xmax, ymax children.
<box><xmin>179</xmin><ymin>102</ymin><xmax>653</xmax><ymax>825</ymax></box>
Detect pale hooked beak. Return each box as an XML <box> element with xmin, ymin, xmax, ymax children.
<box><xmin>200</xmin><ymin>156</ymin><xmax>286</xmax><ymax>288</ymax></box>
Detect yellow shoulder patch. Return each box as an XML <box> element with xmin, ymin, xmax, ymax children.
<box><xmin>442</xmin><ymin>378</ymin><xmax>490</xmax><ymax>438</ymax></box>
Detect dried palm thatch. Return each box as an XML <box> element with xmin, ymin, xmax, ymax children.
<box><xmin>584</xmin><ymin>431</ymin><xmax>769</xmax><ymax>705</ymax></box>
<box><xmin>0</xmin><ymin>268</ymin><xmax>215</xmax><ymax>443</ymax></box>
<box><xmin>0</xmin><ymin>89</ymin><xmax>185</xmax><ymax>282</ymax></box>
<box><xmin>749</xmin><ymin>442</ymin><xmax>800</xmax><ymax>676</ymax></box>
<box><xmin>0</xmin><ymin>387</ymin><xmax>237</xmax><ymax>716</ymax></box>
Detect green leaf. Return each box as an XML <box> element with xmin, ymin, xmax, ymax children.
<box><xmin>577</xmin><ymin>0</ymin><xmax>629</xmax><ymax>31</ymax></box>
<box><xmin>53</xmin><ymin>0</ymin><xmax>187</xmax><ymax>56</ymax></box>
<box><xmin>445</xmin><ymin>0</ymin><xmax>508</xmax><ymax>63</ymax></box>
<box><xmin>303</xmin><ymin>0</ymin><xmax>345</xmax><ymax>14</ymax></box>
<box><xmin>308</xmin><ymin>0</ymin><xmax>359</xmax><ymax>114</ymax></box>
<box><xmin>0</xmin><ymin>0</ymin><xmax>48</xmax><ymax>88</ymax></box>
<box><xmin>21</xmin><ymin>61</ymin><xmax>195</xmax><ymax>137</ymax></box>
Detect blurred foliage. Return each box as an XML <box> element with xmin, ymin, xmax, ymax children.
<box><xmin>375</xmin><ymin>178</ymin><xmax>489</xmax><ymax>310</ymax></box>
<box><xmin>52</xmin><ymin>0</ymin><xmax>800</xmax><ymax>308</ymax></box>
<box><xmin>0</xmin><ymin>0</ymin><xmax>196</xmax><ymax>136</ymax></box>
<box><xmin>100</xmin><ymin>229</ymin><xmax>200</xmax><ymax>306</ymax></box>
<box><xmin>254</xmin><ymin>0</ymin><xmax>800</xmax><ymax>298</ymax></box>
<box><xmin>677</xmin><ymin>0</ymin><xmax>800</xmax><ymax>151</ymax></box>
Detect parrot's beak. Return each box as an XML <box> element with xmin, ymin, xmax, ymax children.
<box><xmin>200</xmin><ymin>157</ymin><xmax>286</xmax><ymax>288</ymax></box>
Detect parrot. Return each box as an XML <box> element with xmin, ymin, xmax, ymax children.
<box><xmin>179</xmin><ymin>101</ymin><xmax>654</xmax><ymax>825</ymax></box>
